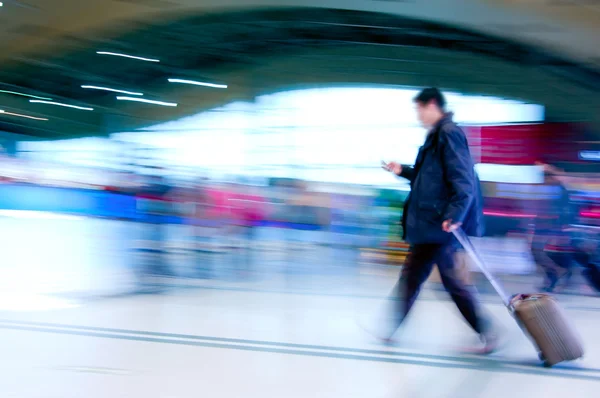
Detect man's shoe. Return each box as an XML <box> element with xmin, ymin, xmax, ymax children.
<box><xmin>458</xmin><ymin>332</ymin><xmax>499</xmax><ymax>355</ymax></box>
<box><xmin>356</xmin><ymin>320</ymin><xmax>398</xmax><ymax>346</ymax></box>
<box><xmin>479</xmin><ymin>332</ymin><xmax>499</xmax><ymax>355</ymax></box>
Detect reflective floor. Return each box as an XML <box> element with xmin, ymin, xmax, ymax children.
<box><xmin>0</xmin><ymin>215</ymin><xmax>599</xmax><ymax>397</ymax></box>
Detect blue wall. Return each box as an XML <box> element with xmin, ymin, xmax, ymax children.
<box><xmin>0</xmin><ymin>184</ymin><xmax>362</xmax><ymax>232</ymax></box>
<box><xmin>0</xmin><ymin>184</ymin><xmax>138</xmax><ymax>219</ymax></box>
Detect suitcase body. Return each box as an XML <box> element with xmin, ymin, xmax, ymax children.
<box><xmin>511</xmin><ymin>293</ymin><xmax>584</xmax><ymax>367</ymax></box>
<box><xmin>452</xmin><ymin>229</ymin><xmax>584</xmax><ymax>367</ymax></box>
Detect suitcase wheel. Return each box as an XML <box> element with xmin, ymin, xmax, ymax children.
<box><xmin>538</xmin><ymin>353</ymin><xmax>552</xmax><ymax>368</ymax></box>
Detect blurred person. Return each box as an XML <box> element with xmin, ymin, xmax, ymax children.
<box><xmin>570</xmin><ymin>229</ymin><xmax>600</xmax><ymax>293</ymax></box>
<box><xmin>535</xmin><ymin>163</ymin><xmax>600</xmax><ymax>293</ymax></box>
<box><xmin>283</xmin><ymin>180</ymin><xmax>308</xmax><ymax>254</ymax></box>
<box><xmin>381</xmin><ymin>87</ymin><xmax>497</xmax><ymax>353</ymax></box>
<box><xmin>314</xmin><ymin>191</ymin><xmax>333</xmax><ymax>247</ymax></box>
<box><xmin>203</xmin><ymin>181</ymin><xmax>232</xmax><ymax>249</ymax></box>
<box><xmin>137</xmin><ymin>171</ymin><xmax>173</xmax><ymax>276</ymax></box>
<box><xmin>531</xmin><ymin>162</ymin><xmax>576</xmax><ymax>292</ymax></box>
<box><xmin>229</xmin><ymin>183</ymin><xmax>266</xmax><ymax>265</ymax></box>
<box><xmin>189</xmin><ymin>178</ymin><xmax>212</xmax><ymax>247</ymax></box>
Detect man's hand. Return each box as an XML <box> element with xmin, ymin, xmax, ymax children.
<box><xmin>442</xmin><ymin>219</ymin><xmax>461</xmax><ymax>233</ymax></box>
<box><xmin>382</xmin><ymin>161</ymin><xmax>402</xmax><ymax>176</ymax></box>
<box><xmin>535</xmin><ymin>161</ymin><xmax>562</xmax><ymax>176</ymax></box>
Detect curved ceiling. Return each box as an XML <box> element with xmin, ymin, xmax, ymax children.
<box><xmin>2</xmin><ymin>0</ymin><xmax>599</xmax><ymax>64</ymax></box>
<box><xmin>0</xmin><ymin>2</ymin><xmax>599</xmax><ymax>138</ymax></box>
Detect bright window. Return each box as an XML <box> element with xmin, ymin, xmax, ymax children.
<box><xmin>22</xmin><ymin>86</ymin><xmax>545</xmax><ymax>186</ymax></box>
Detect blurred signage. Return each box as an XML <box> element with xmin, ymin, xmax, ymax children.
<box><xmin>579</xmin><ymin>151</ymin><xmax>600</xmax><ymax>161</ymax></box>
<box><xmin>478</xmin><ymin>124</ymin><xmax>544</xmax><ymax>165</ymax></box>
<box><xmin>467</xmin><ymin>123</ymin><xmax>591</xmax><ymax>165</ymax></box>
<box><xmin>494</xmin><ymin>183</ymin><xmax>561</xmax><ymax>200</ymax></box>
<box><xmin>482</xmin><ymin>182</ymin><xmax>561</xmax><ymax>200</ymax></box>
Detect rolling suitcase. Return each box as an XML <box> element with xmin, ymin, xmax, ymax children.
<box><xmin>452</xmin><ymin>228</ymin><xmax>584</xmax><ymax>367</ymax></box>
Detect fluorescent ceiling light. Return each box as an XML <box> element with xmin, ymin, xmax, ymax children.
<box><xmin>29</xmin><ymin>100</ymin><xmax>93</xmax><ymax>111</ymax></box>
<box><xmin>81</xmin><ymin>85</ymin><xmax>143</xmax><ymax>96</ymax></box>
<box><xmin>168</xmin><ymin>78</ymin><xmax>227</xmax><ymax>89</ymax></box>
<box><xmin>0</xmin><ymin>90</ymin><xmax>52</xmax><ymax>101</ymax></box>
<box><xmin>0</xmin><ymin>109</ymin><xmax>48</xmax><ymax>121</ymax></box>
<box><xmin>96</xmin><ymin>51</ymin><xmax>160</xmax><ymax>63</ymax></box>
<box><xmin>116</xmin><ymin>96</ymin><xmax>177</xmax><ymax>107</ymax></box>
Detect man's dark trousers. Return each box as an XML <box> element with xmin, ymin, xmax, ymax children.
<box><xmin>389</xmin><ymin>241</ymin><xmax>486</xmax><ymax>335</ymax></box>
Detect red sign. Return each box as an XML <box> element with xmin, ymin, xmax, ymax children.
<box><xmin>465</xmin><ymin>123</ymin><xmax>591</xmax><ymax>165</ymax></box>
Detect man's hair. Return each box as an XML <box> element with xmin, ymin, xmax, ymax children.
<box><xmin>414</xmin><ymin>87</ymin><xmax>446</xmax><ymax>109</ymax></box>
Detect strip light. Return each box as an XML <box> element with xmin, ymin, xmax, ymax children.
<box><xmin>580</xmin><ymin>211</ymin><xmax>600</xmax><ymax>219</ymax></box>
<box><xmin>116</xmin><ymin>96</ymin><xmax>177</xmax><ymax>107</ymax></box>
<box><xmin>29</xmin><ymin>100</ymin><xmax>93</xmax><ymax>111</ymax></box>
<box><xmin>483</xmin><ymin>211</ymin><xmax>536</xmax><ymax>219</ymax></box>
<box><xmin>168</xmin><ymin>78</ymin><xmax>227</xmax><ymax>89</ymax></box>
<box><xmin>0</xmin><ymin>90</ymin><xmax>52</xmax><ymax>101</ymax></box>
<box><xmin>0</xmin><ymin>109</ymin><xmax>48</xmax><ymax>121</ymax></box>
<box><xmin>96</xmin><ymin>51</ymin><xmax>160</xmax><ymax>63</ymax></box>
<box><xmin>81</xmin><ymin>85</ymin><xmax>143</xmax><ymax>96</ymax></box>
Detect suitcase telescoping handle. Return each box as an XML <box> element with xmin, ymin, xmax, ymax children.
<box><xmin>452</xmin><ymin>228</ymin><xmax>511</xmax><ymax>307</ymax></box>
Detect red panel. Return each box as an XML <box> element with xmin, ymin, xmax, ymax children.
<box><xmin>465</xmin><ymin>123</ymin><xmax>591</xmax><ymax>165</ymax></box>
<box><xmin>478</xmin><ymin>124</ymin><xmax>544</xmax><ymax>165</ymax></box>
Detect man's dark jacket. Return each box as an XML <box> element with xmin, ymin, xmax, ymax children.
<box><xmin>400</xmin><ymin>114</ymin><xmax>484</xmax><ymax>244</ymax></box>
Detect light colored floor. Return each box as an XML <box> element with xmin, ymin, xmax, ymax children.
<box><xmin>0</xmin><ymin>215</ymin><xmax>599</xmax><ymax>397</ymax></box>
<box><xmin>1</xmin><ymin>287</ymin><xmax>600</xmax><ymax>397</ymax></box>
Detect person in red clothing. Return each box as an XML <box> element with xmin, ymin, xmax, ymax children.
<box><xmin>203</xmin><ymin>182</ymin><xmax>232</xmax><ymax>249</ymax></box>
<box><xmin>229</xmin><ymin>184</ymin><xmax>266</xmax><ymax>250</ymax></box>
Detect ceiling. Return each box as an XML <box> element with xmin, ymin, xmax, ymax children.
<box><xmin>0</xmin><ymin>0</ymin><xmax>599</xmax><ymax>139</ymax></box>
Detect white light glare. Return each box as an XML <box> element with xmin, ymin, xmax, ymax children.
<box><xmin>116</xmin><ymin>96</ymin><xmax>177</xmax><ymax>107</ymax></box>
<box><xmin>0</xmin><ymin>210</ymin><xmax>82</xmax><ymax>220</ymax></box>
<box><xmin>81</xmin><ymin>85</ymin><xmax>143</xmax><ymax>96</ymax></box>
<box><xmin>0</xmin><ymin>109</ymin><xmax>48</xmax><ymax>121</ymax></box>
<box><xmin>168</xmin><ymin>78</ymin><xmax>227</xmax><ymax>89</ymax></box>
<box><xmin>29</xmin><ymin>100</ymin><xmax>93</xmax><ymax>111</ymax></box>
<box><xmin>96</xmin><ymin>51</ymin><xmax>160</xmax><ymax>63</ymax></box>
<box><xmin>0</xmin><ymin>90</ymin><xmax>52</xmax><ymax>101</ymax></box>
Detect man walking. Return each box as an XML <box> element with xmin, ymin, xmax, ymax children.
<box><xmin>382</xmin><ymin>88</ymin><xmax>497</xmax><ymax>353</ymax></box>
